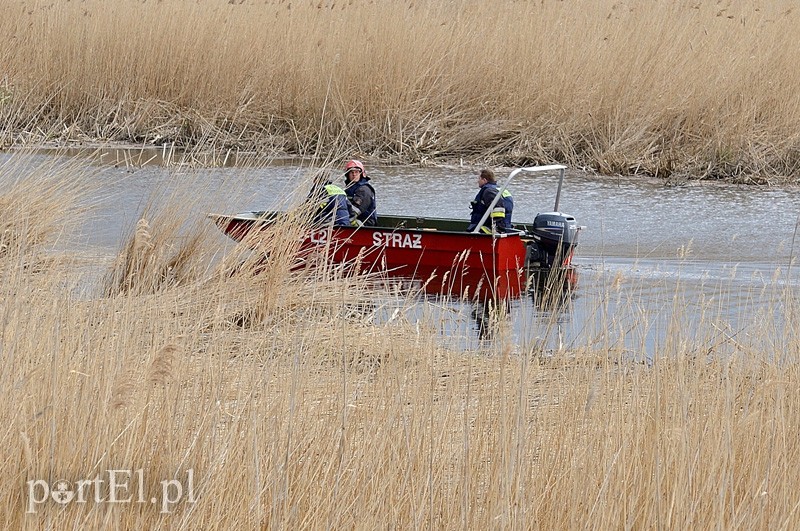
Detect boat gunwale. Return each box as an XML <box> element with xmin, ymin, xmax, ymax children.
<box><xmin>210</xmin><ymin>211</ymin><xmax>532</xmax><ymax>240</ymax></box>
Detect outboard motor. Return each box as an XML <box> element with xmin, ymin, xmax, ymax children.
<box><xmin>524</xmin><ymin>212</ymin><xmax>579</xmax><ymax>270</ymax></box>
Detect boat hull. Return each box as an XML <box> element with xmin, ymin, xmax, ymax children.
<box><xmin>212</xmin><ymin>212</ymin><xmax>534</xmax><ymax>300</ymax></box>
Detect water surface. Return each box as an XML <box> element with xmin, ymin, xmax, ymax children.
<box><xmin>10</xmin><ymin>150</ymin><xmax>800</xmax><ymax>357</ymax></box>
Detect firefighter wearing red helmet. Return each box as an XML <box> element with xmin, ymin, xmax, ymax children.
<box><xmin>344</xmin><ymin>159</ymin><xmax>365</xmax><ymax>176</ymax></box>
<box><xmin>343</xmin><ymin>159</ymin><xmax>377</xmax><ymax>226</ymax></box>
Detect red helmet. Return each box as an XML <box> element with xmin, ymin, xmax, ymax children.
<box><xmin>344</xmin><ymin>159</ymin><xmax>365</xmax><ymax>176</ymax></box>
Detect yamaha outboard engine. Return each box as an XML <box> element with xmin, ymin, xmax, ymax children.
<box><xmin>524</xmin><ymin>212</ymin><xmax>579</xmax><ymax>270</ymax></box>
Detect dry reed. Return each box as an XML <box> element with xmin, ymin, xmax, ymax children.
<box><xmin>2</xmin><ymin>1</ymin><xmax>800</xmax><ymax>182</ymax></box>
<box><xmin>3</xmin><ymin>150</ymin><xmax>800</xmax><ymax>528</ymax></box>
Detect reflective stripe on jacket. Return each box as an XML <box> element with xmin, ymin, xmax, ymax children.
<box><xmin>467</xmin><ymin>183</ymin><xmax>513</xmax><ymax>232</ymax></box>
<box><xmin>501</xmin><ymin>189</ymin><xmax>514</xmax><ymax>228</ymax></box>
<box><xmin>316</xmin><ymin>184</ymin><xmax>351</xmax><ymax>226</ymax></box>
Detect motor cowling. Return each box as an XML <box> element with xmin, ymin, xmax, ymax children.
<box><xmin>525</xmin><ymin>212</ymin><xmax>579</xmax><ymax>269</ymax></box>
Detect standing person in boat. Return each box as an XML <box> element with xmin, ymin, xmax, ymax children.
<box><xmin>342</xmin><ymin>159</ymin><xmax>378</xmax><ymax>226</ymax></box>
<box><xmin>307</xmin><ymin>171</ymin><xmax>353</xmax><ymax>226</ymax></box>
<box><xmin>466</xmin><ymin>168</ymin><xmax>514</xmax><ymax>233</ymax></box>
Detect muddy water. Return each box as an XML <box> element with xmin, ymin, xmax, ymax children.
<box><xmin>13</xmin><ymin>150</ymin><xmax>800</xmax><ymax>358</ymax></box>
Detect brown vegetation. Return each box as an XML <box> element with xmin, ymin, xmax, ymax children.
<box><xmin>2</xmin><ymin>0</ymin><xmax>800</xmax><ymax>182</ymax></box>
<box><xmin>2</xmin><ymin>150</ymin><xmax>800</xmax><ymax>527</ymax></box>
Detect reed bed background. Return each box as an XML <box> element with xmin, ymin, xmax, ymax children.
<box><xmin>2</xmin><ymin>151</ymin><xmax>800</xmax><ymax>527</ymax></box>
<box><xmin>2</xmin><ymin>0</ymin><xmax>800</xmax><ymax>182</ymax></box>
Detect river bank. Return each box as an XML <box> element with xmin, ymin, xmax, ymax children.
<box><xmin>3</xmin><ymin>0</ymin><xmax>800</xmax><ymax>184</ymax></box>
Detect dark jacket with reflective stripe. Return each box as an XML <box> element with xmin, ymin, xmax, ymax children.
<box><xmin>466</xmin><ymin>183</ymin><xmax>513</xmax><ymax>232</ymax></box>
<box><xmin>500</xmin><ymin>189</ymin><xmax>514</xmax><ymax>228</ymax></box>
<box><xmin>312</xmin><ymin>183</ymin><xmax>352</xmax><ymax>226</ymax></box>
<box><xmin>344</xmin><ymin>178</ymin><xmax>377</xmax><ymax>226</ymax></box>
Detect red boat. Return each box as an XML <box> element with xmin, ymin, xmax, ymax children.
<box><xmin>211</xmin><ymin>165</ymin><xmax>580</xmax><ymax>300</ymax></box>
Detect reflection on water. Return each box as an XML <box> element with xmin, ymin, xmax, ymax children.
<box><xmin>471</xmin><ymin>268</ymin><xmax>579</xmax><ymax>342</ymax></box>
<box><xmin>376</xmin><ymin>269</ymin><xmax>582</xmax><ymax>353</ymax></box>
<box><xmin>470</xmin><ymin>299</ymin><xmax>512</xmax><ymax>341</ymax></box>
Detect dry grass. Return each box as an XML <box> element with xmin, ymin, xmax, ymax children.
<box><xmin>2</xmin><ymin>0</ymin><xmax>800</xmax><ymax>182</ymax></box>
<box><xmin>3</xmin><ymin>150</ymin><xmax>800</xmax><ymax>528</ymax></box>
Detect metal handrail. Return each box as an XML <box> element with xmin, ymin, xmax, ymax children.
<box><xmin>470</xmin><ymin>165</ymin><xmax>567</xmax><ymax>234</ymax></box>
